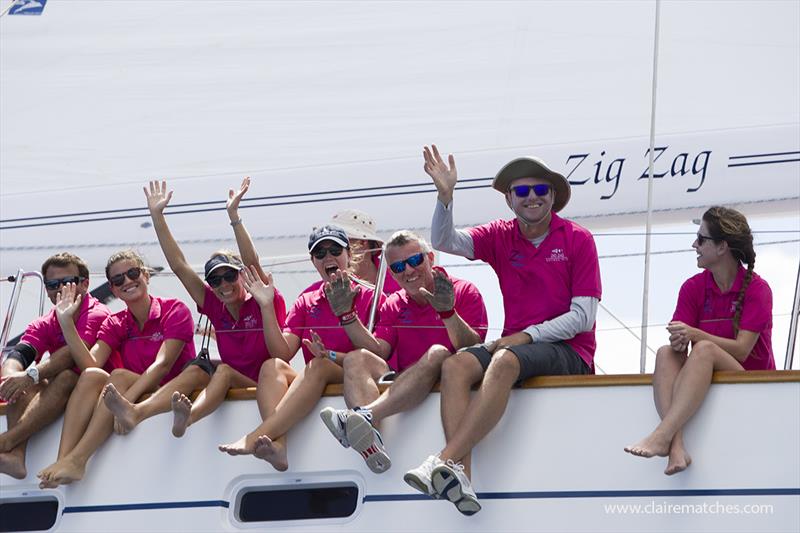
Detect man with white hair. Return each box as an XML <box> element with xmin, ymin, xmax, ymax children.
<box><xmin>403</xmin><ymin>145</ymin><xmax>602</xmax><ymax>515</ymax></box>
<box><xmin>319</xmin><ymin>230</ymin><xmax>487</xmax><ymax>474</ymax></box>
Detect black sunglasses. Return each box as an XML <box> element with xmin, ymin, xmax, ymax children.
<box><xmin>696</xmin><ymin>233</ymin><xmax>717</xmax><ymax>245</ymax></box>
<box><xmin>311</xmin><ymin>244</ymin><xmax>344</xmax><ymax>260</ymax></box>
<box><xmin>206</xmin><ymin>269</ymin><xmax>240</xmax><ymax>288</ymax></box>
<box><xmin>512</xmin><ymin>184</ymin><xmax>551</xmax><ymax>198</ymax></box>
<box><xmin>109</xmin><ymin>267</ymin><xmax>143</xmax><ymax>287</ymax></box>
<box><xmin>389</xmin><ymin>252</ymin><xmax>426</xmax><ymax>274</ymax></box>
<box><xmin>44</xmin><ymin>276</ymin><xmax>85</xmax><ymax>291</ymax></box>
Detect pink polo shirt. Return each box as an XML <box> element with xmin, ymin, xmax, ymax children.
<box><xmin>97</xmin><ymin>296</ymin><xmax>196</xmax><ymax>384</ymax></box>
<box><xmin>467</xmin><ymin>213</ymin><xmax>602</xmax><ymax>371</ymax></box>
<box><xmin>198</xmin><ymin>285</ymin><xmax>287</xmax><ymax>381</ymax></box>
<box><xmin>672</xmin><ymin>267</ymin><xmax>774</xmax><ymax>370</ymax></box>
<box><xmin>20</xmin><ymin>294</ymin><xmax>120</xmax><ymax>373</ymax></box>
<box><xmin>375</xmin><ymin>270</ymin><xmax>488</xmax><ymax>371</ymax></box>
<box><xmin>285</xmin><ymin>280</ymin><xmax>384</xmax><ymax>363</ymax></box>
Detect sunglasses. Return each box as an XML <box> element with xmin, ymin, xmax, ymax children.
<box><xmin>696</xmin><ymin>233</ymin><xmax>716</xmax><ymax>245</ymax></box>
<box><xmin>44</xmin><ymin>276</ymin><xmax>85</xmax><ymax>291</ymax></box>
<box><xmin>511</xmin><ymin>184</ymin><xmax>551</xmax><ymax>198</ymax></box>
<box><xmin>109</xmin><ymin>267</ymin><xmax>143</xmax><ymax>287</ymax></box>
<box><xmin>311</xmin><ymin>244</ymin><xmax>344</xmax><ymax>260</ymax></box>
<box><xmin>389</xmin><ymin>252</ymin><xmax>426</xmax><ymax>274</ymax></box>
<box><xmin>206</xmin><ymin>269</ymin><xmax>240</xmax><ymax>288</ymax></box>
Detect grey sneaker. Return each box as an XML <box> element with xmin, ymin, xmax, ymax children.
<box><xmin>403</xmin><ymin>454</ymin><xmax>443</xmax><ymax>498</ymax></box>
<box><xmin>345</xmin><ymin>411</ymin><xmax>391</xmax><ymax>473</ymax></box>
<box><xmin>319</xmin><ymin>407</ymin><xmax>350</xmax><ymax>448</ymax></box>
<box><xmin>431</xmin><ymin>460</ymin><xmax>481</xmax><ymax>515</ymax></box>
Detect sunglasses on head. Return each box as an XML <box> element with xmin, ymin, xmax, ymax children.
<box><xmin>109</xmin><ymin>267</ymin><xmax>143</xmax><ymax>287</ymax></box>
<box><xmin>311</xmin><ymin>244</ymin><xmax>344</xmax><ymax>260</ymax></box>
<box><xmin>44</xmin><ymin>276</ymin><xmax>86</xmax><ymax>291</ymax></box>
<box><xmin>511</xmin><ymin>184</ymin><xmax>551</xmax><ymax>198</ymax></box>
<box><xmin>389</xmin><ymin>252</ymin><xmax>426</xmax><ymax>274</ymax></box>
<box><xmin>696</xmin><ymin>233</ymin><xmax>717</xmax><ymax>245</ymax></box>
<box><xmin>206</xmin><ymin>269</ymin><xmax>240</xmax><ymax>288</ymax></box>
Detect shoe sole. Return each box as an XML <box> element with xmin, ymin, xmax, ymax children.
<box><xmin>319</xmin><ymin>408</ymin><xmax>349</xmax><ymax>448</ymax></box>
<box><xmin>431</xmin><ymin>467</ymin><xmax>482</xmax><ymax>516</ymax></box>
<box><xmin>403</xmin><ymin>471</ymin><xmax>434</xmax><ymax>497</ymax></box>
<box><xmin>346</xmin><ymin>413</ymin><xmax>391</xmax><ymax>474</ymax></box>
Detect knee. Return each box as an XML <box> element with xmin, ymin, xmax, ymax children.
<box><xmin>342</xmin><ymin>349</ymin><xmax>371</xmax><ymax>374</ymax></box>
<box><xmin>689</xmin><ymin>340</ymin><xmax>717</xmax><ymax>360</ymax></box>
<box><xmin>259</xmin><ymin>358</ymin><xmax>292</xmax><ymax>380</ymax></box>
<box><xmin>441</xmin><ymin>354</ymin><xmax>473</xmax><ymax>385</ymax></box>
<box><xmin>79</xmin><ymin>367</ymin><xmax>110</xmax><ymax>387</ymax></box>
<box><xmin>305</xmin><ymin>357</ymin><xmax>337</xmax><ymax>381</ymax></box>
<box><xmin>486</xmin><ymin>350</ymin><xmax>520</xmax><ymax>383</ymax></box>
<box><xmin>425</xmin><ymin>344</ymin><xmax>452</xmax><ymax>364</ymax></box>
<box><xmin>51</xmin><ymin>369</ymin><xmax>79</xmax><ymax>392</ymax></box>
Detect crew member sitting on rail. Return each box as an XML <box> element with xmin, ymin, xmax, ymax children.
<box><xmin>625</xmin><ymin>206</ymin><xmax>774</xmax><ymax>475</ymax></box>
<box><xmin>0</xmin><ymin>253</ymin><xmax>116</xmax><ymax>480</ymax></box>
<box><xmin>37</xmin><ymin>250</ymin><xmax>195</xmax><ymax>488</ymax></box>
<box><xmin>404</xmin><ymin>145</ymin><xmax>602</xmax><ymax>516</ymax></box>
<box><xmin>218</xmin><ymin>223</ymin><xmax>385</xmax><ymax>471</ymax></box>
<box><xmin>319</xmin><ymin>230</ymin><xmax>487</xmax><ymax>473</ymax></box>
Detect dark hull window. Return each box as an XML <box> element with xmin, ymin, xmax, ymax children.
<box><xmin>237</xmin><ymin>484</ymin><xmax>358</xmax><ymax>522</ymax></box>
<box><xmin>0</xmin><ymin>499</ymin><xmax>59</xmax><ymax>532</ymax></box>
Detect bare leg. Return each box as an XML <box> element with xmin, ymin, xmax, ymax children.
<box><xmin>37</xmin><ymin>370</ymin><xmax>142</xmax><ymax>488</ymax></box>
<box><xmin>0</xmin><ymin>370</ymin><xmax>78</xmax><ymax>479</ymax></box>
<box><xmin>104</xmin><ymin>365</ymin><xmax>210</xmax><ymax>434</ymax></box>
<box><xmin>365</xmin><ymin>346</ymin><xmax>451</xmax><ymax>423</ymax></box>
<box><xmin>625</xmin><ymin>340</ymin><xmax>744</xmax><ymax>460</ymax></box>
<box><xmin>439</xmin><ymin>350</ymin><xmax>519</xmax><ymax>468</ymax></box>
<box><xmin>648</xmin><ymin>346</ymin><xmax>693</xmax><ymax>474</ymax></box>
<box><xmin>438</xmin><ymin>351</ymin><xmax>485</xmax><ymax>477</ymax></box>
<box><xmin>172</xmin><ymin>364</ymin><xmax>255</xmax><ymax>437</ymax></box>
<box><xmin>54</xmin><ymin>368</ymin><xmax>111</xmax><ymax>461</ymax></box>
<box><xmin>342</xmin><ymin>349</ymin><xmax>388</xmax><ymax>410</ymax></box>
<box><xmin>219</xmin><ymin>358</ymin><xmax>342</xmax><ymax>471</ymax></box>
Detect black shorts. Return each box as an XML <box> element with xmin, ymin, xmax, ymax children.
<box><xmin>462</xmin><ymin>341</ymin><xmax>589</xmax><ymax>383</ymax></box>
<box><xmin>183</xmin><ymin>356</ymin><xmax>216</xmax><ymax>376</ymax></box>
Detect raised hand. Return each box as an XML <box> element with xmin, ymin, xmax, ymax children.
<box><xmin>324</xmin><ymin>270</ymin><xmax>359</xmax><ymax>317</ymax></box>
<box><xmin>227</xmin><ymin>176</ymin><xmax>250</xmax><ymax>219</ymax></box>
<box><xmin>423</xmin><ymin>144</ymin><xmax>458</xmax><ymax>204</ymax></box>
<box><xmin>144</xmin><ymin>180</ymin><xmax>173</xmax><ymax>215</ymax></box>
<box><xmin>302</xmin><ymin>330</ymin><xmax>328</xmax><ymax>359</ymax></box>
<box><xmin>419</xmin><ymin>268</ymin><xmax>455</xmax><ymax>313</ymax></box>
<box><xmin>241</xmin><ymin>265</ymin><xmax>274</xmax><ymax>307</ymax></box>
<box><xmin>54</xmin><ymin>283</ymin><xmax>82</xmax><ymax>326</ymax></box>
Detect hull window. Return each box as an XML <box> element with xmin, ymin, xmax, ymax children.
<box><xmin>0</xmin><ymin>498</ymin><xmax>59</xmax><ymax>532</ymax></box>
<box><xmin>236</xmin><ymin>483</ymin><xmax>358</xmax><ymax>522</ymax></box>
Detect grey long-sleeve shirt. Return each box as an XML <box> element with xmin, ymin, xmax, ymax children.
<box><xmin>431</xmin><ymin>199</ymin><xmax>598</xmax><ymax>343</ymax></box>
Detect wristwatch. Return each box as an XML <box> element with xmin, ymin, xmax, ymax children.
<box><xmin>26</xmin><ymin>364</ymin><xmax>40</xmax><ymax>385</ymax></box>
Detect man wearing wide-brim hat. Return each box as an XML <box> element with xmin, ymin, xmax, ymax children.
<box><xmin>402</xmin><ymin>145</ymin><xmax>602</xmax><ymax>516</ymax></box>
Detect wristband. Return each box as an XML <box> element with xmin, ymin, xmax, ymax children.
<box><xmin>437</xmin><ymin>308</ymin><xmax>456</xmax><ymax>320</ymax></box>
<box><xmin>339</xmin><ymin>310</ymin><xmax>357</xmax><ymax>325</ymax></box>
<box><xmin>230</xmin><ymin>218</ymin><xmax>243</xmax><ymax>227</ymax></box>
<box><xmin>328</xmin><ymin>350</ymin><xmax>337</xmax><ymax>362</ymax></box>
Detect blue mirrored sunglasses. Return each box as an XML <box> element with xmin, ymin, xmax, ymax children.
<box><xmin>512</xmin><ymin>184</ymin><xmax>551</xmax><ymax>198</ymax></box>
<box><xmin>389</xmin><ymin>252</ymin><xmax>425</xmax><ymax>274</ymax></box>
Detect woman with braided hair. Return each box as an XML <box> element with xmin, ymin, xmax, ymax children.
<box><xmin>625</xmin><ymin>206</ymin><xmax>774</xmax><ymax>475</ymax></box>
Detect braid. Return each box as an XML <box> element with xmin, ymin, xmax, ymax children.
<box><xmin>732</xmin><ymin>259</ymin><xmax>754</xmax><ymax>336</ymax></box>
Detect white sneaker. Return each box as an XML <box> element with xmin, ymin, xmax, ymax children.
<box><xmin>431</xmin><ymin>460</ymin><xmax>482</xmax><ymax>515</ymax></box>
<box><xmin>403</xmin><ymin>454</ymin><xmax>443</xmax><ymax>498</ymax></box>
<box><xmin>319</xmin><ymin>407</ymin><xmax>350</xmax><ymax>448</ymax></box>
<box><xmin>345</xmin><ymin>411</ymin><xmax>391</xmax><ymax>473</ymax></box>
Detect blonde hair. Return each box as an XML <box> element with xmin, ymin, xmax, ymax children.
<box><xmin>105</xmin><ymin>250</ymin><xmax>147</xmax><ymax>280</ymax></box>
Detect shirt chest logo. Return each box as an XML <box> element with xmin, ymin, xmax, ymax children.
<box><xmin>545</xmin><ymin>248</ymin><xmax>568</xmax><ymax>263</ymax></box>
<box><xmin>242</xmin><ymin>314</ymin><xmax>258</xmax><ymax>329</ymax></box>
<box><xmin>509</xmin><ymin>250</ymin><xmax>526</xmax><ymax>268</ymax></box>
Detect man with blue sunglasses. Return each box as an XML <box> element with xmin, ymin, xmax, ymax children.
<box><xmin>402</xmin><ymin>145</ymin><xmax>602</xmax><ymax>516</ymax></box>
<box><xmin>319</xmin><ymin>230</ymin><xmax>487</xmax><ymax>476</ymax></box>
<box><xmin>0</xmin><ymin>253</ymin><xmax>113</xmax><ymax>480</ymax></box>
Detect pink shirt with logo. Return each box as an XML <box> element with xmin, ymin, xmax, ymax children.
<box><xmin>20</xmin><ymin>294</ymin><xmax>120</xmax><ymax>374</ymax></box>
<box><xmin>198</xmin><ymin>285</ymin><xmax>287</xmax><ymax>382</ymax></box>
<box><xmin>97</xmin><ymin>296</ymin><xmax>196</xmax><ymax>384</ymax></box>
<box><xmin>285</xmin><ymin>280</ymin><xmax>384</xmax><ymax>363</ymax></box>
<box><xmin>375</xmin><ymin>269</ymin><xmax>488</xmax><ymax>371</ymax></box>
<box><xmin>672</xmin><ymin>267</ymin><xmax>774</xmax><ymax>370</ymax></box>
<box><xmin>467</xmin><ymin>213</ymin><xmax>602</xmax><ymax>371</ymax></box>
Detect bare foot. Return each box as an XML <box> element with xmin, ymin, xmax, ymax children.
<box><xmin>218</xmin><ymin>435</ymin><xmax>255</xmax><ymax>456</ymax></box>
<box><xmin>37</xmin><ymin>457</ymin><xmax>85</xmax><ymax>488</ymax></box>
<box><xmin>253</xmin><ymin>435</ymin><xmax>288</xmax><ymax>472</ymax></box>
<box><xmin>171</xmin><ymin>392</ymin><xmax>193</xmax><ymax>438</ymax></box>
<box><xmin>665</xmin><ymin>438</ymin><xmax>692</xmax><ymax>475</ymax></box>
<box><xmin>0</xmin><ymin>450</ymin><xmax>27</xmax><ymax>479</ymax></box>
<box><xmin>624</xmin><ymin>431</ymin><xmax>671</xmax><ymax>458</ymax></box>
<box><xmin>102</xmin><ymin>384</ymin><xmax>138</xmax><ymax>434</ymax></box>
